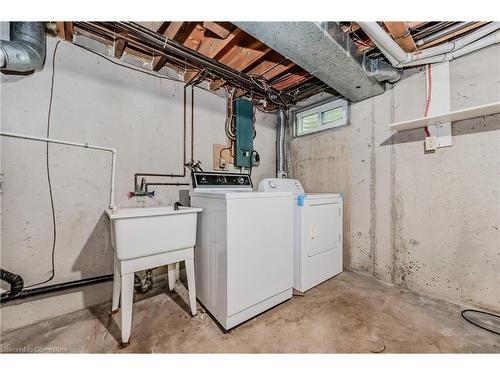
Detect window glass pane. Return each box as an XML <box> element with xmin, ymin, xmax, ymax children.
<box><xmin>300</xmin><ymin>113</ymin><xmax>319</xmax><ymax>133</ymax></box>
<box><xmin>321</xmin><ymin>107</ymin><xmax>344</xmax><ymax>124</ymax></box>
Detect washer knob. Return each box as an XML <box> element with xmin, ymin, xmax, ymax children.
<box><xmin>269</xmin><ymin>180</ymin><xmax>276</xmax><ymax>189</ymax></box>
<box><xmin>237</xmin><ymin>177</ymin><xmax>245</xmax><ymax>184</ymax></box>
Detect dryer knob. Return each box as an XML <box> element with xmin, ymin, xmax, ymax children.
<box><xmin>269</xmin><ymin>180</ymin><xmax>276</xmax><ymax>189</ymax></box>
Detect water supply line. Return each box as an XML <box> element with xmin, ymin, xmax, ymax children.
<box><xmin>276</xmin><ymin>108</ymin><xmax>287</xmax><ymax>178</ymax></box>
<box><xmin>358</xmin><ymin>22</ymin><xmax>500</xmax><ymax>68</ymax></box>
<box><xmin>0</xmin><ymin>131</ymin><xmax>117</xmax><ymax>211</ymax></box>
<box><xmin>0</xmin><ymin>22</ymin><xmax>46</xmax><ymax>72</ymax></box>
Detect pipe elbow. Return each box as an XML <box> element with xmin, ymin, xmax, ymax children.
<box><xmin>0</xmin><ymin>22</ymin><xmax>46</xmax><ymax>72</ymax></box>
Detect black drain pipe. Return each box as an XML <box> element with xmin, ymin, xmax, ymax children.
<box><xmin>0</xmin><ymin>268</ymin><xmax>24</xmax><ymax>301</ymax></box>
<box><xmin>0</xmin><ymin>274</ymin><xmax>113</xmax><ymax>304</ymax></box>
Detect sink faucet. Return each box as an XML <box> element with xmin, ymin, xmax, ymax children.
<box><xmin>128</xmin><ymin>177</ymin><xmax>155</xmax><ymax>199</ymax></box>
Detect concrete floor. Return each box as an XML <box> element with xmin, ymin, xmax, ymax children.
<box><xmin>1</xmin><ymin>271</ymin><xmax>499</xmax><ymax>353</ymax></box>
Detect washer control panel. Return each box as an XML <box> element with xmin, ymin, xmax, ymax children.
<box><xmin>192</xmin><ymin>172</ymin><xmax>252</xmax><ymax>188</ymax></box>
<box><xmin>258</xmin><ymin>178</ymin><xmax>305</xmax><ymax>194</ymax></box>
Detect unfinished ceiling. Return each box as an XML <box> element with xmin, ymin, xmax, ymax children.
<box><xmin>55</xmin><ymin>21</ymin><xmax>330</xmax><ymax>108</ymax></box>
<box><xmin>53</xmin><ymin>21</ymin><xmax>495</xmax><ymax>105</ymax></box>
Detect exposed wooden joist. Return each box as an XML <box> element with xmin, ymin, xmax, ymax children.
<box><xmin>203</xmin><ymin>22</ymin><xmax>233</xmax><ymax>39</ymax></box>
<box><xmin>153</xmin><ymin>22</ymin><xmax>192</xmax><ymax>71</ymax></box>
<box><xmin>184</xmin><ymin>23</ymin><xmax>207</xmax><ymax>52</ymax></box>
<box><xmin>384</xmin><ymin>22</ymin><xmax>417</xmax><ymax>52</ymax></box>
<box><xmin>418</xmin><ymin>22</ymin><xmax>489</xmax><ymax>50</ymax></box>
<box><xmin>231</xmin><ymin>52</ymin><xmax>296</xmax><ymax>97</ymax></box>
<box><xmin>246</xmin><ymin>52</ymin><xmax>295</xmax><ymax>80</ymax></box>
<box><xmin>56</xmin><ymin>22</ymin><xmax>74</xmax><ymax>42</ymax></box>
<box><xmin>184</xmin><ymin>28</ymin><xmax>243</xmax><ymax>83</ymax></box>
<box><xmin>272</xmin><ymin>71</ymin><xmax>311</xmax><ymax>91</ymax></box>
<box><xmin>209</xmin><ymin>37</ymin><xmax>272</xmax><ymax>91</ymax></box>
<box><xmin>113</xmin><ymin>34</ymin><xmax>127</xmax><ymax>59</ymax></box>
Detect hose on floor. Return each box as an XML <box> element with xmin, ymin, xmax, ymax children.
<box><xmin>461</xmin><ymin>309</ymin><xmax>500</xmax><ymax>336</ymax></box>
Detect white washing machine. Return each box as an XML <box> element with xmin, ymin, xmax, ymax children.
<box><xmin>189</xmin><ymin>172</ymin><xmax>294</xmax><ymax>330</ymax></box>
<box><xmin>258</xmin><ymin>178</ymin><xmax>343</xmax><ymax>292</ymax></box>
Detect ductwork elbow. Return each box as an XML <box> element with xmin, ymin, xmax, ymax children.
<box><xmin>0</xmin><ymin>22</ymin><xmax>46</xmax><ymax>72</ymax></box>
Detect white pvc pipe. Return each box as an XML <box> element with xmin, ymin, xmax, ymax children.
<box><xmin>1</xmin><ymin>131</ymin><xmax>117</xmax><ymax>211</ymax></box>
<box><xmin>358</xmin><ymin>22</ymin><xmax>500</xmax><ymax>68</ymax></box>
<box><xmin>398</xmin><ymin>30</ymin><xmax>500</xmax><ymax>67</ymax></box>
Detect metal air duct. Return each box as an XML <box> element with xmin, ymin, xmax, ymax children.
<box><xmin>0</xmin><ymin>22</ymin><xmax>46</xmax><ymax>72</ymax></box>
<box><xmin>234</xmin><ymin>22</ymin><xmax>402</xmax><ymax>102</ymax></box>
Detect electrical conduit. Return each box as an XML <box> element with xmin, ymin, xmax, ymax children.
<box><xmin>358</xmin><ymin>22</ymin><xmax>500</xmax><ymax>68</ymax></box>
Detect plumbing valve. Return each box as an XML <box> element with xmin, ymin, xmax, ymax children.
<box><xmin>128</xmin><ymin>190</ymin><xmax>155</xmax><ymax>198</ymax></box>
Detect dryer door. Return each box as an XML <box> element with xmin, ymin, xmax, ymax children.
<box><xmin>303</xmin><ymin>198</ymin><xmax>341</xmax><ymax>257</ymax></box>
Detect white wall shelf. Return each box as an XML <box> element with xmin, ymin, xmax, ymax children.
<box><xmin>389</xmin><ymin>101</ymin><xmax>500</xmax><ymax>131</ymax></box>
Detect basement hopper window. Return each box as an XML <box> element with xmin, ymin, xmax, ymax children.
<box><xmin>294</xmin><ymin>98</ymin><xmax>349</xmax><ymax>137</ymax></box>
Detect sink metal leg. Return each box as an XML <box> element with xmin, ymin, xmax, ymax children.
<box><xmin>120</xmin><ymin>272</ymin><xmax>134</xmax><ymax>346</ymax></box>
<box><xmin>167</xmin><ymin>263</ymin><xmax>177</xmax><ymax>291</ymax></box>
<box><xmin>185</xmin><ymin>257</ymin><xmax>197</xmax><ymax>316</ymax></box>
<box><xmin>111</xmin><ymin>257</ymin><xmax>121</xmax><ymax>313</ymax></box>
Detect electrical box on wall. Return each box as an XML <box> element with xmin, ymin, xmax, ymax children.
<box><xmin>233</xmin><ymin>98</ymin><xmax>254</xmax><ymax>168</ymax></box>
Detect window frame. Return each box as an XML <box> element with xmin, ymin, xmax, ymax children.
<box><xmin>293</xmin><ymin>98</ymin><xmax>349</xmax><ymax>137</ymax></box>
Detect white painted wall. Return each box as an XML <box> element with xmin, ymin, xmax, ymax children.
<box><xmin>0</xmin><ymin>35</ymin><xmax>277</xmax><ymax>331</ymax></box>
<box><xmin>290</xmin><ymin>44</ymin><xmax>500</xmax><ymax>312</ymax></box>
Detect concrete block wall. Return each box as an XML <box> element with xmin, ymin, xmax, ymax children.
<box><xmin>0</xmin><ymin>36</ymin><xmax>277</xmax><ymax>331</ymax></box>
<box><xmin>290</xmin><ymin>44</ymin><xmax>500</xmax><ymax>312</ymax></box>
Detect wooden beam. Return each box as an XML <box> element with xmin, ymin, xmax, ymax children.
<box><xmin>152</xmin><ymin>22</ymin><xmax>189</xmax><ymax>71</ymax></box>
<box><xmin>383</xmin><ymin>22</ymin><xmax>417</xmax><ymax>52</ymax></box>
<box><xmin>183</xmin><ymin>28</ymin><xmax>242</xmax><ymax>83</ymax></box>
<box><xmin>246</xmin><ymin>52</ymin><xmax>295</xmax><ymax>80</ymax></box>
<box><xmin>384</xmin><ymin>22</ymin><xmax>417</xmax><ymax>51</ymax></box>
<box><xmin>272</xmin><ymin>71</ymin><xmax>311</xmax><ymax>91</ymax></box>
<box><xmin>229</xmin><ymin>52</ymin><xmax>296</xmax><ymax>98</ymax></box>
<box><xmin>202</xmin><ymin>22</ymin><xmax>232</xmax><ymax>38</ymax></box>
<box><xmin>56</xmin><ymin>22</ymin><xmax>73</xmax><ymax>42</ymax></box>
<box><xmin>417</xmin><ymin>22</ymin><xmax>488</xmax><ymax>50</ymax></box>
<box><xmin>209</xmin><ymin>37</ymin><xmax>272</xmax><ymax>91</ymax></box>
<box><xmin>113</xmin><ymin>34</ymin><xmax>127</xmax><ymax>59</ymax></box>
<box><xmin>184</xmin><ymin>23</ymin><xmax>206</xmax><ymax>52</ymax></box>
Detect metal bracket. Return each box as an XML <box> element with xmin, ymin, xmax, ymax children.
<box><xmin>426</xmin><ymin>62</ymin><xmax>452</xmax><ymax>150</ymax></box>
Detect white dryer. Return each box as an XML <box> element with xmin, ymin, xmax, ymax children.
<box><xmin>190</xmin><ymin>172</ymin><xmax>294</xmax><ymax>330</ymax></box>
<box><xmin>258</xmin><ymin>178</ymin><xmax>343</xmax><ymax>292</ymax></box>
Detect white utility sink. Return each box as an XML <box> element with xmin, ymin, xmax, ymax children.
<box><xmin>105</xmin><ymin>205</ymin><xmax>202</xmax><ymax>346</ymax></box>
<box><xmin>105</xmin><ymin>206</ymin><xmax>202</xmax><ymax>260</ymax></box>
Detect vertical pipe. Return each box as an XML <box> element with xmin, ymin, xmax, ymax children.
<box><xmin>277</xmin><ymin>109</ymin><xmax>286</xmax><ymax>178</ymax></box>
<box><xmin>191</xmin><ymin>85</ymin><xmax>194</xmax><ymax>162</ymax></box>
